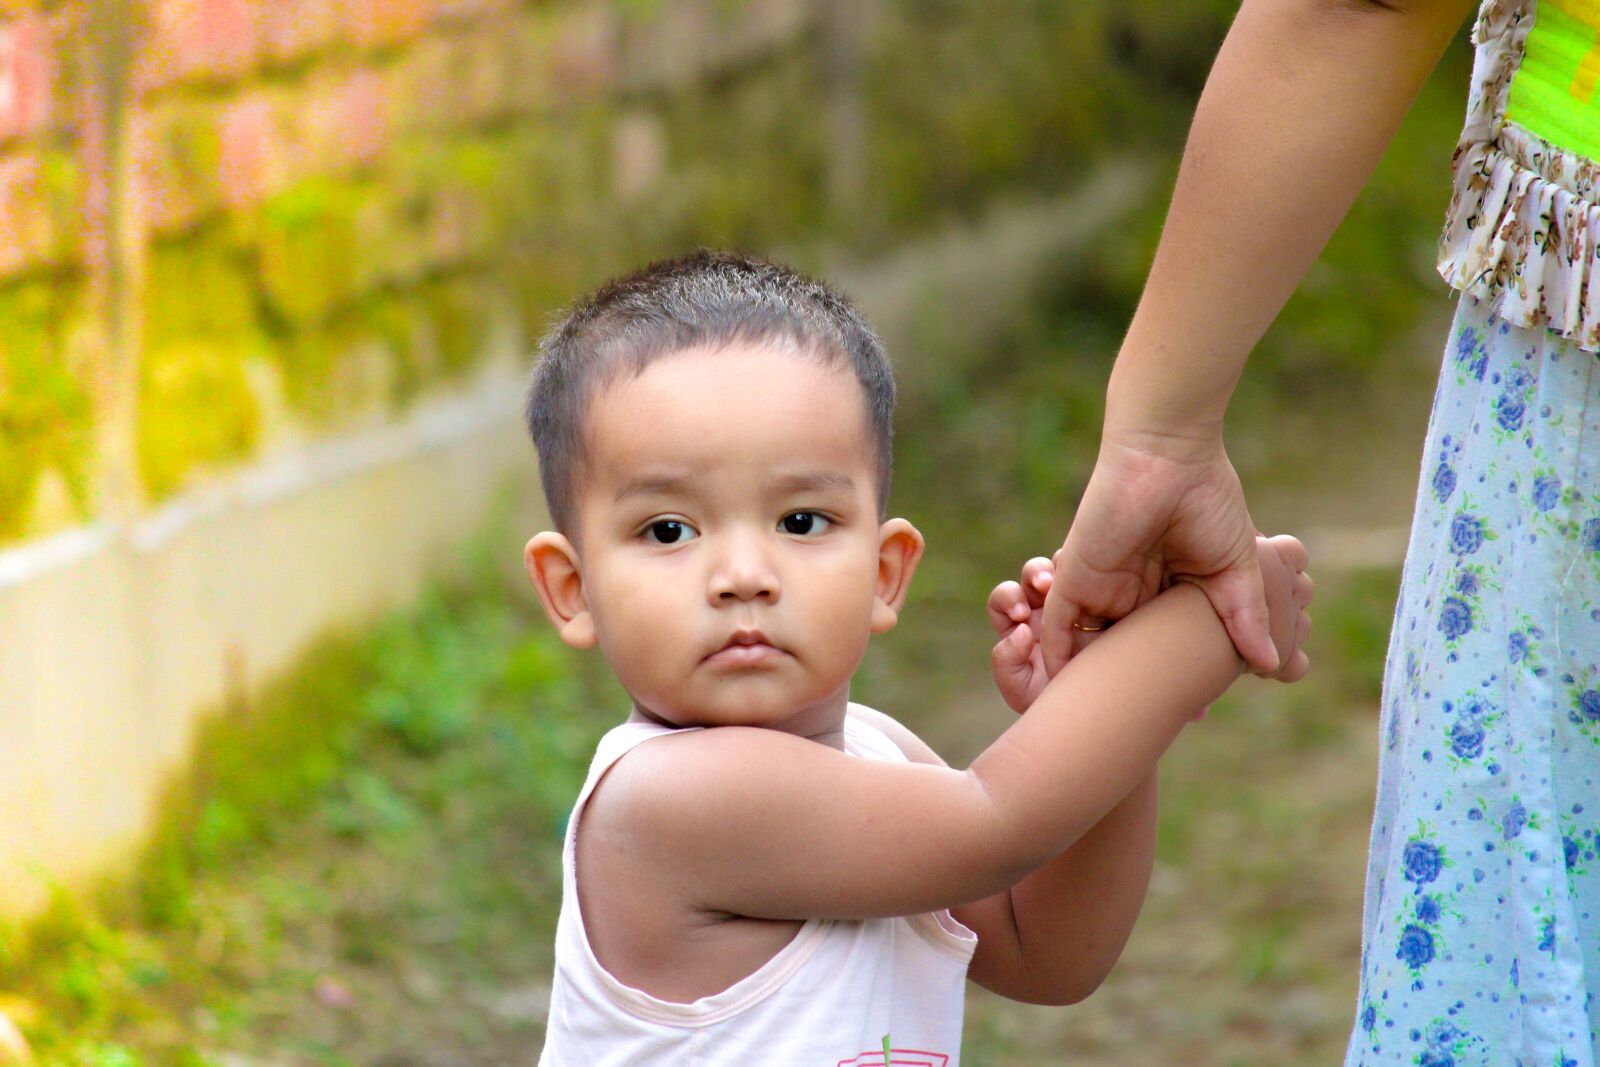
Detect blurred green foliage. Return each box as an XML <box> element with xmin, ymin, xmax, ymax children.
<box><xmin>0</xmin><ymin>279</ymin><xmax>93</xmax><ymax>541</ymax></box>
<box><xmin>137</xmin><ymin>233</ymin><xmax>266</xmax><ymax>500</ymax></box>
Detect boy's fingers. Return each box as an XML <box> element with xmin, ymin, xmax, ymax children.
<box><xmin>987</xmin><ymin>581</ymin><xmax>1020</xmax><ymax>610</ymax></box>
<box><xmin>991</xmin><ymin>622</ymin><xmax>1033</xmax><ymax>663</ymax></box>
<box><xmin>1020</xmin><ymin>557</ymin><xmax>1054</xmax><ymax>609</ymax></box>
<box><xmin>1279</xmin><ymin>649</ymin><xmax>1311</xmax><ymax>683</ymax></box>
<box><xmin>987</xmin><ymin>581</ymin><xmax>1026</xmax><ymax>635</ymax></box>
<box><xmin>1266</xmin><ymin>534</ymin><xmax>1309</xmax><ymax>572</ymax></box>
<box><xmin>1296</xmin><ymin>571</ymin><xmax>1315</xmax><ymax>605</ymax></box>
<box><xmin>990</xmin><ymin>625</ymin><xmax>1036</xmax><ymax>711</ymax></box>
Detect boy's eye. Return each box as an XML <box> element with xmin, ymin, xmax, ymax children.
<box><xmin>643</xmin><ymin>519</ymin><xmax>698</xmax><ymax>545</ymax></box>
<box><xmin>779</xmin><ymin>512</ymin><xmax>830</xmax><ymax>536</ymax></box>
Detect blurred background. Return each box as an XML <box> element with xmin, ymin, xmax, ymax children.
<box><xmin>0</xmin><ymin>0</ymin><xmax>1471</xmax><ymax>1063</ymax></box>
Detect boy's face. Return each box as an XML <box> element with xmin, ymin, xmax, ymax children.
<box><xmin>524</xmin><ymin>343</ymin><xmax>922</xmax><ymax>740</ymax></box>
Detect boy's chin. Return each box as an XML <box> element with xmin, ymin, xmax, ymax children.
<box><xmin>637</xmin><ymin>683</ymin><xmax>839</xmax><ymax>731</ymax></box>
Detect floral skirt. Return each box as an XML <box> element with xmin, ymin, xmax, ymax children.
<box><xmin>1346</xmin><ymin>296</ymin><xmax>1600</xmax><ymax>1067</ymax></box>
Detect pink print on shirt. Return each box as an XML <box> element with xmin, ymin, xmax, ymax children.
<box><xmin>835</xmin><ymin>1051</ymin><xmax>949</xmax><ymax>1067</ymax></box>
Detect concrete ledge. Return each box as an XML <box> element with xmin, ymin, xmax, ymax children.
<box><xmin>0</xmin><ymin>357</ymin><xmax>544</xmax><ymax>917</ymax></box>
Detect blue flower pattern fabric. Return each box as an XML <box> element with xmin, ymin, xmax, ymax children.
<box><xmin>1347</xmin><ymin>296</ymin><xmax>1600</xmax><ymax>1066</ymax></box>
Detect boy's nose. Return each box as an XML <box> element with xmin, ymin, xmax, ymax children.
<box><xmin>708</xmin><ymin>535</ymin><xmax>780</xmax><ymax>603</ymax></box>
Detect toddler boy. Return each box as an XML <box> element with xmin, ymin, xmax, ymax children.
<box><xmin>522</xmin><ymin>250</ymin><xmax>1312</xmax><ymax>1065</ymax></box>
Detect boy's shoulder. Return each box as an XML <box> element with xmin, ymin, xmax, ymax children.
<box><xmin>846</xmin><ymin>704</ymin><xmax>947</xmax><ymax>768</ymax></box>
<box><xmin>582</xmin><ymin>723</ymin><xmax>805</xmax><ymax>837</ymax></box>
<box><xmin>585</xmin><ymin>707</ymin><xmax>945</xmax><ymax>843</ymax></box>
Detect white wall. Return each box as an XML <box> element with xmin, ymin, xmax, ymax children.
<box><xmin>0</xmin><ymin>353</ymin><xmax>545</xmax><ymax>918</ymax></box>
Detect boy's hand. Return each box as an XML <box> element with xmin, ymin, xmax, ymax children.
<box><xmin>1254</xmin><ymin>534</ymin><xmax>1313</xmax><ymax>683</ymax></box>
<box><xmin>988</xmin><ymin>557</ymin><xmax>1081</xmax><ymax>712</ymax></box>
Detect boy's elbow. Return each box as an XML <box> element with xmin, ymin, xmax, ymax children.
<box><xmin>1051</xmin><ymin>959</ymin><xmax>1117</xmax><ymax>1006</ymax></box>
<box><xmin>1009</xmin><ymin>936</ymin><xmax>1128</xmax><ymax>1006</ymax></box>
<box><xmin>1006</xmin><ymin>968</ymin><xmax>1108</xmax><ymax>1008</ymax></box>
<box><xmin>1066</xmin><ymin>957</ymin><xmax>1121</xmax><ymax>1004</ymax></box>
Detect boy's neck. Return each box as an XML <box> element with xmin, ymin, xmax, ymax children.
<box><xmin>625</xmin><ymin>691</ymin><xmax>853</xmax><ymax>752</ymax></box>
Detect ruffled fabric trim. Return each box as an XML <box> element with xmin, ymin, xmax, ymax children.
<box><xmin>1439</xmin><ymin>135</ymin><xmax>1600</xmax><ymax>353</ymax></box>
<box><xmin>1438</xmin><ymin>0</ymin><xmax>1600</xmax><ymax>352</ymax></box>
<box><xmin>1472</xmin><ymin>0</ymin><xmax>1523</xmax><ymax>52</ymax></box>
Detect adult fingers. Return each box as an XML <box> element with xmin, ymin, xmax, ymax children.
<box><xmin>1199</xmin><ymin>559</ymin><xmax>1280</xmax><ymax>674</ymax></box>
<box><xmin>1039</xmin><ymin>591</ymin><xmax>1094</xmax><ymax>674</ymax></box>
<box><xmin>1038</xmin><ymin>567</ymin><xmax>1080</xmax><ymax>675</ymax></box>
<box><xmin>1039</xmin><ymin>545</ymin><xmax>1129</xmax><ymax>672</ymax></box>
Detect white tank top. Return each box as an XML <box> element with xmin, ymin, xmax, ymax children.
<box><xmin>537</xmin><ymin>706</ymin><xmax>978</xmax><ymax>1067</ymax></box>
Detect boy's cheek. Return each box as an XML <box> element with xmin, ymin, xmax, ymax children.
<box><xmin>595</xmin><ymin>622</ymin><xmax>679</xmax><ymax>683</ymax></box>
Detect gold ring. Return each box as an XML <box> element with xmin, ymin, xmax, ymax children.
<box><xmin>1071</xmin><ymin>620</ymin><xmax>1108</xmax><ymax>632</ymax></box>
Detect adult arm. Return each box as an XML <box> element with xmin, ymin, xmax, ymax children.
<box><xmin>1040</xmin><ymin>0</ymin><xmax>1474</xmax><ymax>674</ymax></box>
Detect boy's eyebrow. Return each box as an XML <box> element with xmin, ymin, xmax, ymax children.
<box><xmin>768</xmin><ymin>471</ymin><xmax>856</xmax><ymax>495</ymax></box>
<box><xmin>612</xmin><ymin>470</ymin><xmax>857</xmax><ymax>504</ymax></box>
<box><xmin>613</xmin><ymin>473</ymin><xmax>695</xmax><ymax>504</ymax></box>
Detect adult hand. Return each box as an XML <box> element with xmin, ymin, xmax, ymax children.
<box><xmin>1039</xmin><ymin>431</ymin><xmax>1279</xmax><ymax>677</ymax></box>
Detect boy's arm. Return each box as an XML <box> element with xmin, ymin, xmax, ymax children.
<box><xmin>1021</xmin><ymin>773</ymin><xmax>1161</xmax><ymax>998</ymax></box>
<box><xmin>860</xmin><ymin>706</ymin><xmax>1158</xmax><ymax>1006</ymax></box>
<box><xmin>611</xmin><ymin>581</ymin><xmax>1247</xmax><ymax>923</ymax></box>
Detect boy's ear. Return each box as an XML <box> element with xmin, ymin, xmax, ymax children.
<box><xmin>871</xmin><ymin>518</ymin><xmax>925</xmax><ymax>634</ymax></box>
<box><xmin>524</xmin><ymin>532</ymin><xmax>597</xmax><ymax>648</ymax></box>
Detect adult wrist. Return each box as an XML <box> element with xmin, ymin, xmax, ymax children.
<box><xmin>1099</xmin><ymin>411</ymin><xmax>1225</xmax><ymax>468</ymax></box>
<box><xmin>1100</xmin><ymin>312</ymin><xmax>1241</xmax><ymax>446</ymax></box>
<box><xmin>1102</xmin><ymin>371</ymin><xmax>1228</xmax><ymax>457</ymax></box>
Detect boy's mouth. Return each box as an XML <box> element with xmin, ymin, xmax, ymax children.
<box><xmin>704</xmin><ymin>629</ymin><xmax>786</xmax><ymax>667</ymax></box>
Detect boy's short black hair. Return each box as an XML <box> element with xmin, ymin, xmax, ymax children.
<box><xmin>524</xmin><ymin>249</ymin><xmax>895</xmax><ymax>532</ymax></box>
